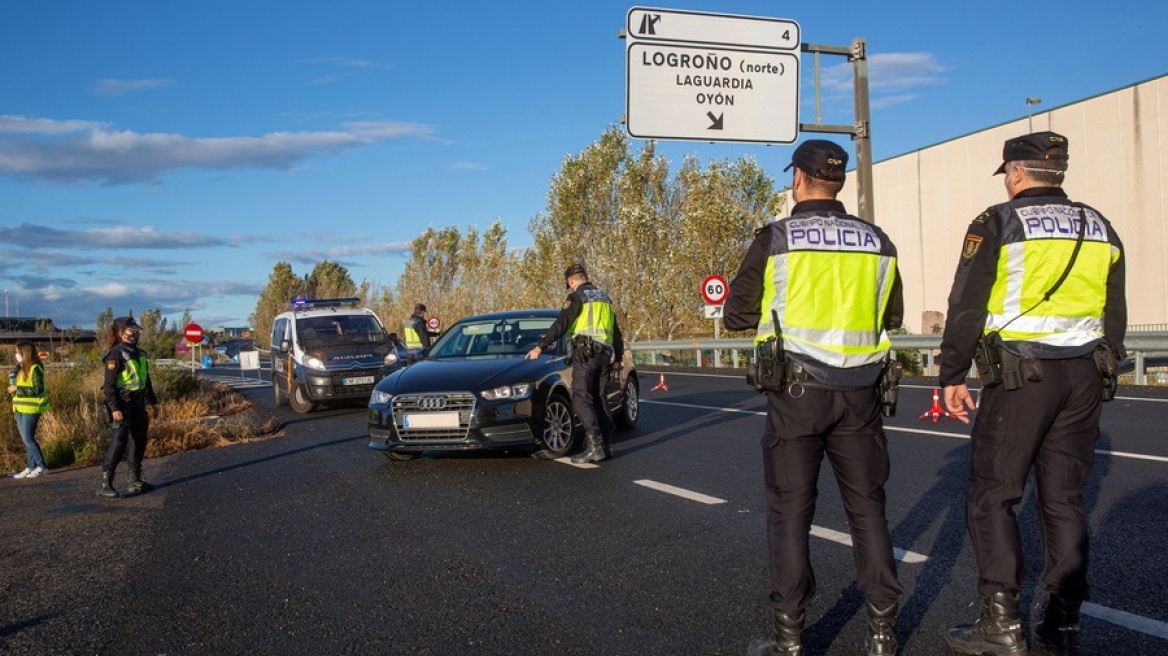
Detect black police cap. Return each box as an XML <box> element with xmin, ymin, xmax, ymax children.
<box><xmin>993</xmin><ymin>131</ymin><xmax>1069</xmax><ymax>175</ymax></box>
<box><xmin>564</xmin><ymin>264</ymin><xmax>587</xmax><ymax>279</ymax></box>
<box><xmin>783</xmin><ymin>139</ymin><xmax>848</xmax><ymax>180</ymax></box>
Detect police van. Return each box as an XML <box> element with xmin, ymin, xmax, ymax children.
<box><xmin>270</xmin><ymin>298</ymin><xmax>408</xmax><ymax>414</ymax></box>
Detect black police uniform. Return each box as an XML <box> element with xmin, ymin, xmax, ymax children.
<box><xmin>536</xmin><ymin>282</ymin><xmax>624</xmax><ymax>442</ymax></box>
<box><xmin>725</xmin><ymin>198</ymin><xmax>906</xmax><ymax>619</ymax></box>
<box><xmin>101</xmin><ymin>341</ymin><xmax>159</xmax><ymax>481</ymax></box>
<box><xmin>939</xmin><ymin>186</ymin><xmax>1127</xmax><ymax>602</ymax></box>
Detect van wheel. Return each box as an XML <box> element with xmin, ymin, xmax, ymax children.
<box><xmin>289</xmin><ymin>384</ymin><xmax>318</xmax><ymax>414</ymax></box>
<box><xmin>273</xmin><ymin>378</ymin><xmax>288</xmax><ymax>406</ymax></box>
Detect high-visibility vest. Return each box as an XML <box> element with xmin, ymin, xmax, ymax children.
<box><xmin>984</xmin><ymin>200</ymin><xmax>1119</xmax><ymax>348</ymax></box>
<box><xmin>568</xmin><ymin>287</ymin><xmax>616</xmax><ymax>347</ymax></box>
<box><xmin>402</xmin><ymin>317</ymin><xmax>423</xmax><ymax>349</ymax></box>
<box><xmin>756</xmin><ymin>212</ymin><xmax>898</xmax><ymax>369</ymax></box>
<box><xmin>117</xmin><ymin>351</ymin><xmax>150</xmax><ymax>392</ymax></box>
<box><xmin>12</xmin><ymin>363</ymin><xmax>50</xmax><ymax>415</ymax></box>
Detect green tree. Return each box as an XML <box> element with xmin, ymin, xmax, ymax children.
<box><xmin>250</xmin><ymin>262</ymin><xmax>301</xmax><ymax>349</ymax></box>
<box><xmin>305</xmin><ymin>260</ymin><xmax>357</xmax><ymax>300</ymax></box>
<box><xmin>95</xmin><ymin>307</ymin><xmax>114</xmax><ymax>346</ymax></box>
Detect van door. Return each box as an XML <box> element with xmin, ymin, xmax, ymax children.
<box><xmin>271</xmin><ymin>317</ymin><xmax>290</xmax><ymax>394</ymax></box>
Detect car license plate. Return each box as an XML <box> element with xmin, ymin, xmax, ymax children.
<box><xmin>343</xmin><ymin>375</ymin><xmax>375</xmax><ymax>386</ymax></box>
<box><xmin>403</xmin><ymin>412</ymin><xmax>460</xmax><ymax>428</ymax></box>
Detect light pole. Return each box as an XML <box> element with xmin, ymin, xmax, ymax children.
<box><xmin>1026</xmin><ymin>97</ymin><xmax>1042</xmax><ymax>132</ymax></box>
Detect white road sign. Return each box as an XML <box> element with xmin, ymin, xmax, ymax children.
<box><xmin>703</xmin><ymin>304</ymin><xmax>724</xmax><ymax>319</ymax></box>
<box><xmin>624</xmin><ymin>8</ymin><xmax>801</xmax><ymax>144</ymax></box>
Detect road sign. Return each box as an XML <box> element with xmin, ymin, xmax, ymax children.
<box><xmin>703</xmin><ymin>305</ymin><xmax>724</xmax><ymax>319</ymax></box>
<box><xmin>426</xmin><ymin>316</ymin><xmax>441</xmax><ymax>331</ymax></box>
<box><xmin>625</xmin><ymin>8</ymin><xmax>801</xmax><ymax>144</ymax></box>
<box><xmin>701</xmin><ymin>275</ymin><xmax>728</xmax><ymax>305</ymax></box>
<box><xmin>184</xmin><ymin>323</ymin><xmax>204</xmax><ymax>344</ymax></box>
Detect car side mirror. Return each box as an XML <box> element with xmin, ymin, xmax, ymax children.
<box><xmin>279</xmin><ymin>339</ymin><xmax>292</xmax><ymax>352</ymax></box>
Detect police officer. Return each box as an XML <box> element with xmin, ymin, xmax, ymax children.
<box><xmin>97</xmin><ymin>316</ymin><xmax>159</xmax><ymax>498</ymax></box>
<box><xmin>725</xmin><ymin>140</ymin><xmax>905</xmax><ymax>656</ymax></box>
<box><xmin>525</xmin><ymin>264</ymin><xmax>624</xmax><ymax>464</ymax></box>
<box><xmin>403</xmin><ymin>303</ymin><xmax>431</xmax><ymax>353</ymax></box>
<box><xmin>941</xmin><ymin>132</ymin><xmax>1126</xmax><ymax>656</ymax></box>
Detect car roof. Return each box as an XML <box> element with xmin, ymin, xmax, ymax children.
<box><xmin>452</xmin><ymin>309</ymin><xmax>560</xmax><ymax>323</ymax></box>
<box><xmin>277</xmin><ymin>307</ymin><xmax>378</xmax><ymax>320</ymax></box>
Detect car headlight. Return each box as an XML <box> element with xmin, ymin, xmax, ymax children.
<box><xmin>370</xmin><ymin>390</ymin><xmax>394</xmax><ymax>406</ymax></box>
<box><xmin>303</xmin><ymin>356</ymin><xmax>326</xmax><ymax>370</ymax></box>
<box><xmin>480</xmin><ymin>382</ymin><xmax>532</xmax><ymax>401</ymax></box>
<box><xmin>383</xmin><ymin>352</ymin><xmax>399</xmax><ymax>365</ymax></box>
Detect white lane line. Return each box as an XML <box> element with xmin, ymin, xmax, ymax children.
<box><xmin>1083</xmin><ymin>602</ymin><xmax>1168</xmax><ymax>640</ymax></box>
<box><xmin>809</xmin><ymin>525</ymin><xmax>929</xmax><ymax>564</ymax></box>
<box><xmin>640</xmin><ymin>400</ymin><xmax>1168</xmax><ymax>463</ymax></box>
<box><xmin>634</xmin><ymin>479</ymin><xmax>726</xmax><ymax>505</ymax></box>
<box><xmin>555</xmin><ymin>457</ymin><xmax>598</xmax><ymax>469</ymax></box>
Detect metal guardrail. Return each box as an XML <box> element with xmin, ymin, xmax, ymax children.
<box><xmin>629</xmin><ymin>332</ymin><xmax>1168</xmax><ymax>386</ymax></box>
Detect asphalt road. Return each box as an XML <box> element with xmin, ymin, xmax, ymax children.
<box><xmin>2</xmin><ymin>366</ymin><xmax>1167</xmax><ymax>655</ymax></box>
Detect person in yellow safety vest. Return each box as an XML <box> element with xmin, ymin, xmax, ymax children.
<box><xmin>525</xmin><ymin>263</ymin><xmax>624</xmax><ymax>464</ymax></box>
<box><xmin>724</xmin><ymin>139</ymin><xmax>905</xmax><ymax>656</ymax></box>
<box><xmin>8</xmin><ymin>341</ymin><xmax>51</xmax><ymax>479</ymax></box>
<box><xmin>402</xmin><ymin>303</ymin><xmax>431</xmax><ymax>352</ymax></box>
<box><xmin>940</xmin><ymin>132</ymin><xmax>1127</xmax><ymax>656</ymax></box>
<box><xmin>97</xmin><ymin>316</ymin><xmax>160</xmax><ymax>499</ymax></box>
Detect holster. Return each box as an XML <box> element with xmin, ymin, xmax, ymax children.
<box><xmin>974</xmin><ymin>333</ymin><xmax>1025</xmax><ymax>390</ymax></box>
<box><xmin>878</xmin><ymin>357</ymin><xmax>902</xmax><ymax>417</ymax></box>
<box><xmin>746</xmin><ymin>337</ymin><xmax>786</xmax><ymax>393</ymax></box>
<box><xmin>571</xmin><ymin>335</ymin><xmax>598</xmax><ymax>364</ymax></box>
<box><xmin>1093</xmin><ymin>343</ymin><xmax>1119</xmax><ymax>402</ymax></box>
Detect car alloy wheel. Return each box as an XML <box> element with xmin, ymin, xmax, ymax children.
<box><xmin>616</xmin><ymin>377</ymin><xmax>639</xmax><ymax>428</ymax></box>
<box><xmin>537</xmin><ymin>395</ymin><xmax>575</xmax><ymax>459</ymax></box>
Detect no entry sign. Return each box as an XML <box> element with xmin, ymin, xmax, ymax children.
<box><xmin>184</xmin><ymin>323</ymin><xmax>204</xmax><ymax>344</ymax></box>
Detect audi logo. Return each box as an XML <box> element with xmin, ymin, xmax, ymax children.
<box><xmin>416</xmin><ymin>396</ymin><xmax>447</xmax><ymax>410</ymax></box>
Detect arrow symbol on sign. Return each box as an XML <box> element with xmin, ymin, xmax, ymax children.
<box><xmin>707</xmin><ymin>112</ymin><xmax>724</xmax><ymax>130</ymax></box>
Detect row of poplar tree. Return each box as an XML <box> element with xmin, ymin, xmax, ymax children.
<box><xmin>250</xmin><ymin>126</ymin><xmax>787</xmax><ymax>348</ymax></box>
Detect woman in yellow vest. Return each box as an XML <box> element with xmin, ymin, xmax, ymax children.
<box><xmin>8</xmin><ymin>341</ymin><xmax>51</xmax><ymax>479</ymax></box>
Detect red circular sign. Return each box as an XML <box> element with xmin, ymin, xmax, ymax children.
<box><xmin>183</xmin><ymin>323</ymin><xmax>204</xmax><ymax>343</ymax></box>
<box><xmin>701</xmin><ymin>275</ymin><xmax>728</xmax><ymax>305</ymax></box>
<box><xmin>426</xmin><ymin>316</ymin><xmax>441</xmax><ymax>331</ymax></box>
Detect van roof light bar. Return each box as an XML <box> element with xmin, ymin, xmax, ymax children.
<box><xmin>290</xmin><ymin>297</ymin><xmax>361</xmax><ymax>310</ymax></box>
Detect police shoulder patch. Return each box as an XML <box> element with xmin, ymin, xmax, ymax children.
<box><xmin>962</xmin><ymin>234</ymin><xmax>983</xmax><ymax>259</ymax></box>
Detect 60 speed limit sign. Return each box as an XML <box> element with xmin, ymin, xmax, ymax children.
<box><xmin>701</xmin><ymin>275</ymin><xmax>728</xmax><ymax>305</ymax></box>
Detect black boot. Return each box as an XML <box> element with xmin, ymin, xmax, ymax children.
<box><xmin>946</xmin><ymin>591</ymin><xmax>1029</xmax><ymax>655</ymax></box>
<box><xmin>96</xmin><ymin>471</ymin><xmax>119</xmax><ymax>498</ymax></box>
<box><xmin>865</xmin><ymin>601</ymin><xmax>898</xmax><ymax>655</ymax></box>
<box><xmin>747</xmin><ymin>609</ymin><xmax>803</xmax><ymax>656</ymax></box>
<box><xmin>571</xmin><ymin>431</ymin><xmax>607</xmax><ymax>464</ymax></box>
<box><xmin>126</xmin><ymin>467</ymin><xmax>154</xmax><ymax>494</ymax></box>
<box><xmin>1032</xmin><ymin>594</ymin><xmax>1082</xmax><ymax>656</ymax></box>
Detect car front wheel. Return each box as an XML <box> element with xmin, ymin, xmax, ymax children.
<box><xmin>533</xmin><ymin>394</ymin><xmax>576</xmax><ymax>459</ymax></box>
<box><xmin>289</xmin><ymin>383</ymin><xmax>318</xmax><ymax>414</ymax></box>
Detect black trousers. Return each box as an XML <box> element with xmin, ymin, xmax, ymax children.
<box><xmin>762</xmin><ymin>386</ymin><xmax>903</xmax><ymax>615</ymax></box>
<box><xmin>102</xmin><ymin>402</ymin><xmax>150</xmax><ymax>473</ymax></box>
<box><xmin>967</xmin><ymin>357</ymin><xmax>1102</xmax><ymax>600</ymax></box>
<box><xmin>570</xmin><ymin>350</ymin><xmax>615</xmax><ymax>438</ymax></box>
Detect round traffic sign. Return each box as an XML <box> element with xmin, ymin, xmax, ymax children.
<box><xmin>426</xmin><ymin>316</ymin><xmax>441</xmax><ymax>331</ymax></box>
<box><xmin>183</xmin><ymin>322</ymin><xmax>204</xmax><ymax>344</ymax></box>
<box><xmin>701</xmin><ymin>275</ymin><xmax>728</xmax><ymax>305</ymax></box>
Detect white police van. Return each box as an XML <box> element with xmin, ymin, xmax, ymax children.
<box><xmin>270</xmin><ymin>298</ymin><xmax>407</xmax><ymax>414</ymax></box>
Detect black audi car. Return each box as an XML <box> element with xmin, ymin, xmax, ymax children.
<box><xmin>366</xmin><ymin>309</ymin><xmax>639</xmax><ymax>460</ymax></box>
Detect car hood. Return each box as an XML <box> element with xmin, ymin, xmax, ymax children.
<box><xmin>304</xmin><ymin>343</ymin><xmax>394</xmax><ymax>370</ymax></box>
<box><xmin>377</xmin><ymin>355</ymin><xmax>563</xmax><ymax>393</ymax></box>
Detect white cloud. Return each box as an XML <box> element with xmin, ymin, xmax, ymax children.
<box><xmin>274</xmin><ymin>242</ymin><xmax>412</xmax><ymax>264</ymax></box>
<box><xmin>0</xmin><ymin>115</ymin><xmax>107</xmax><ymax>135</ymax></box>
<box><xmin>92</xmin><ymin>78</ymin><xmax>175</xmax><ymax>97</ymax></box>
<box><xmin>813</xmin><ymin>52</ymin><xmax>949</xmax><ymax>112</ymax></box>
<box><xmin>0</xmin><ymin>221</ymin><xmax>238</xmax><ymax>249</ymax></box>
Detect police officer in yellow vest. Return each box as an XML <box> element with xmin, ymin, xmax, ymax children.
<box><xmin>9</xmin><ymin>341</ymin><xmax>51</xmax><ymax>478</ymax></box>
<box><xmin>941</xmin><ymin>132</ymin><xmax>1126</xmax><ymax>656</ymax></box>
<box><xmin>98</xmin><ymin>316</ymin><xmax>160</xmax><ymax>498</ymax></box>
<box><xmin>526</xmin><ymin>264</ymin><xmax>624</xmax><ymax>464</ymax></box>
<box><xmin>725</xmin><ymin>140</ymin><xmax>905</xmax><ymax>656</ymax></box>
<box><xmin>403</xmin><ymin>303</ymin><xmax>432</xmax><ymax>353</ymax></box>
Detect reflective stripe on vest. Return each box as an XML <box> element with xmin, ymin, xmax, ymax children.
<box><xmin>568</xmin><ymin>288</ymin><xmax>615</xmax><ymax>347</ymax></box>
<box><xmin>984</xmin><ymin>202</ymin><xmax>1117</xmax><ymax>347</ymax></box>
<box><xmin>403</xmin><ymin>320</ymin><xmax>422</xmax><ymax>349</ymax></box>
<box><xmin>118</xmin><ymin>355</ymin><xmax>149</xmax><ymax>392</ymax></box>
<box><xmin>12</xmin><ymin>364</ymin><xmax>50</xmax><ymax>414</ymax></box>
<box><xmin>755</xmin><ymin>214</ymin><xmax>897</xmax><ymax>369</ymax></box>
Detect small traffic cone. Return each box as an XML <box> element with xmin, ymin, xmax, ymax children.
<box><xmin>918</xmin><ymin>388</ymin><xmax>955</xmax><ymax>423</ymax></box>
<box><xmin>651</xmin><ymin>371</ymin><xmax>670</xmax><ymax>391</ymax></box>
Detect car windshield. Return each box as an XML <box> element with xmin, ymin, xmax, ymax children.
<box><xmin>428</xmin><ymin>317</ymin><xmax>559</xmax><ymax>358</ymax></box>
<box><xmin>297</xmin><ymin>315</ymin><xmax>390</xmax><ymax>348</ymax></box>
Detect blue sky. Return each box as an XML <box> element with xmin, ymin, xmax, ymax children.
<box><xmin>1</xmin><ymin>1</ymin><xmax>1164</xmax><ymax>330</ymax></box>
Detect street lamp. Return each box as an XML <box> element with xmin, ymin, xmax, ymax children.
<box><xmin>1026</xmin><ymin>97</ymin><xmax>1042</xmax><ymax>132</ymax></box>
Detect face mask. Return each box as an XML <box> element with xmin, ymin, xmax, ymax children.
<box><xmin>124</xmin><ymin>331</ymin><xmax>140</xmax><ymax>346</ymax></box>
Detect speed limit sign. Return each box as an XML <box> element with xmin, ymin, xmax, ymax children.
<box><xmin>701</xmin><ymin>275</ymin><xmax>728</xmax><ymax>305</ymax></box>
<box><xmin>426</xmin><ymin>316</ymin><xmax>441</xmax><ymax>331</ymax></box>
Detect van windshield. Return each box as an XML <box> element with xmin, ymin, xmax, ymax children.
<box><xmin>296</xmin><ymin>315</ymin><xmax>389</xmax><ymax>349</ymax></box>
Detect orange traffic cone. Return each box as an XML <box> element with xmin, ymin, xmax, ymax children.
<box><xmin>918</xmin><ymin>388</ymin><xmax>955</xmax><ymax>423</ymax></box>
<box><xmin>651</xmin><ymin>371</ymin><xmax>670</xmax><ymax>391</ymax></box>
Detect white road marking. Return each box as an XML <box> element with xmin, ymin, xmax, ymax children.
<box><xmin>1083</xmin><ymin>602</ymin><xmax>1168</xmax><ymax>640</ymax></box>
<box><xmin>555</xmin><ymin>457</ymin><xmax>598</xmax><ymax>469</ymax></box>
<box><xmin>640</xmin><ymin>400</ymin><xmax>1168</xmax><ymax>463</ymax></box>
<box><xmin>634</xmin><ymin>479</ymin><xmax>726</xmax><ymax>505</ymax></box>
<box><xmin>809</xmin><ymin>525</ymin><xmax>929</xmax><ymax>564</ymax></box>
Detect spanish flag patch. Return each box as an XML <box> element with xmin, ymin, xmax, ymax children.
<box><xmin>962</xmin><ymin>235</ymin><xmax>983</xmax><ymax>260</ymax></box>
<box><xmin>106</xmin><ymin>361</ymin><xmax>116</xmax><ymax>370</ymax></box>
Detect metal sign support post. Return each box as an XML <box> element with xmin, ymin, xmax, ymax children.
<box><xmin>799</xmin><ymin>38</ymin><xmax>874</xmax><ymax>223</ymax></box>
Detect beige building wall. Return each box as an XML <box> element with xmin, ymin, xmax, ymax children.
<box><xmin>834</xmin><ymin>74</ymin><xmax>1167</xmax><ymax>332</ymax></box>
